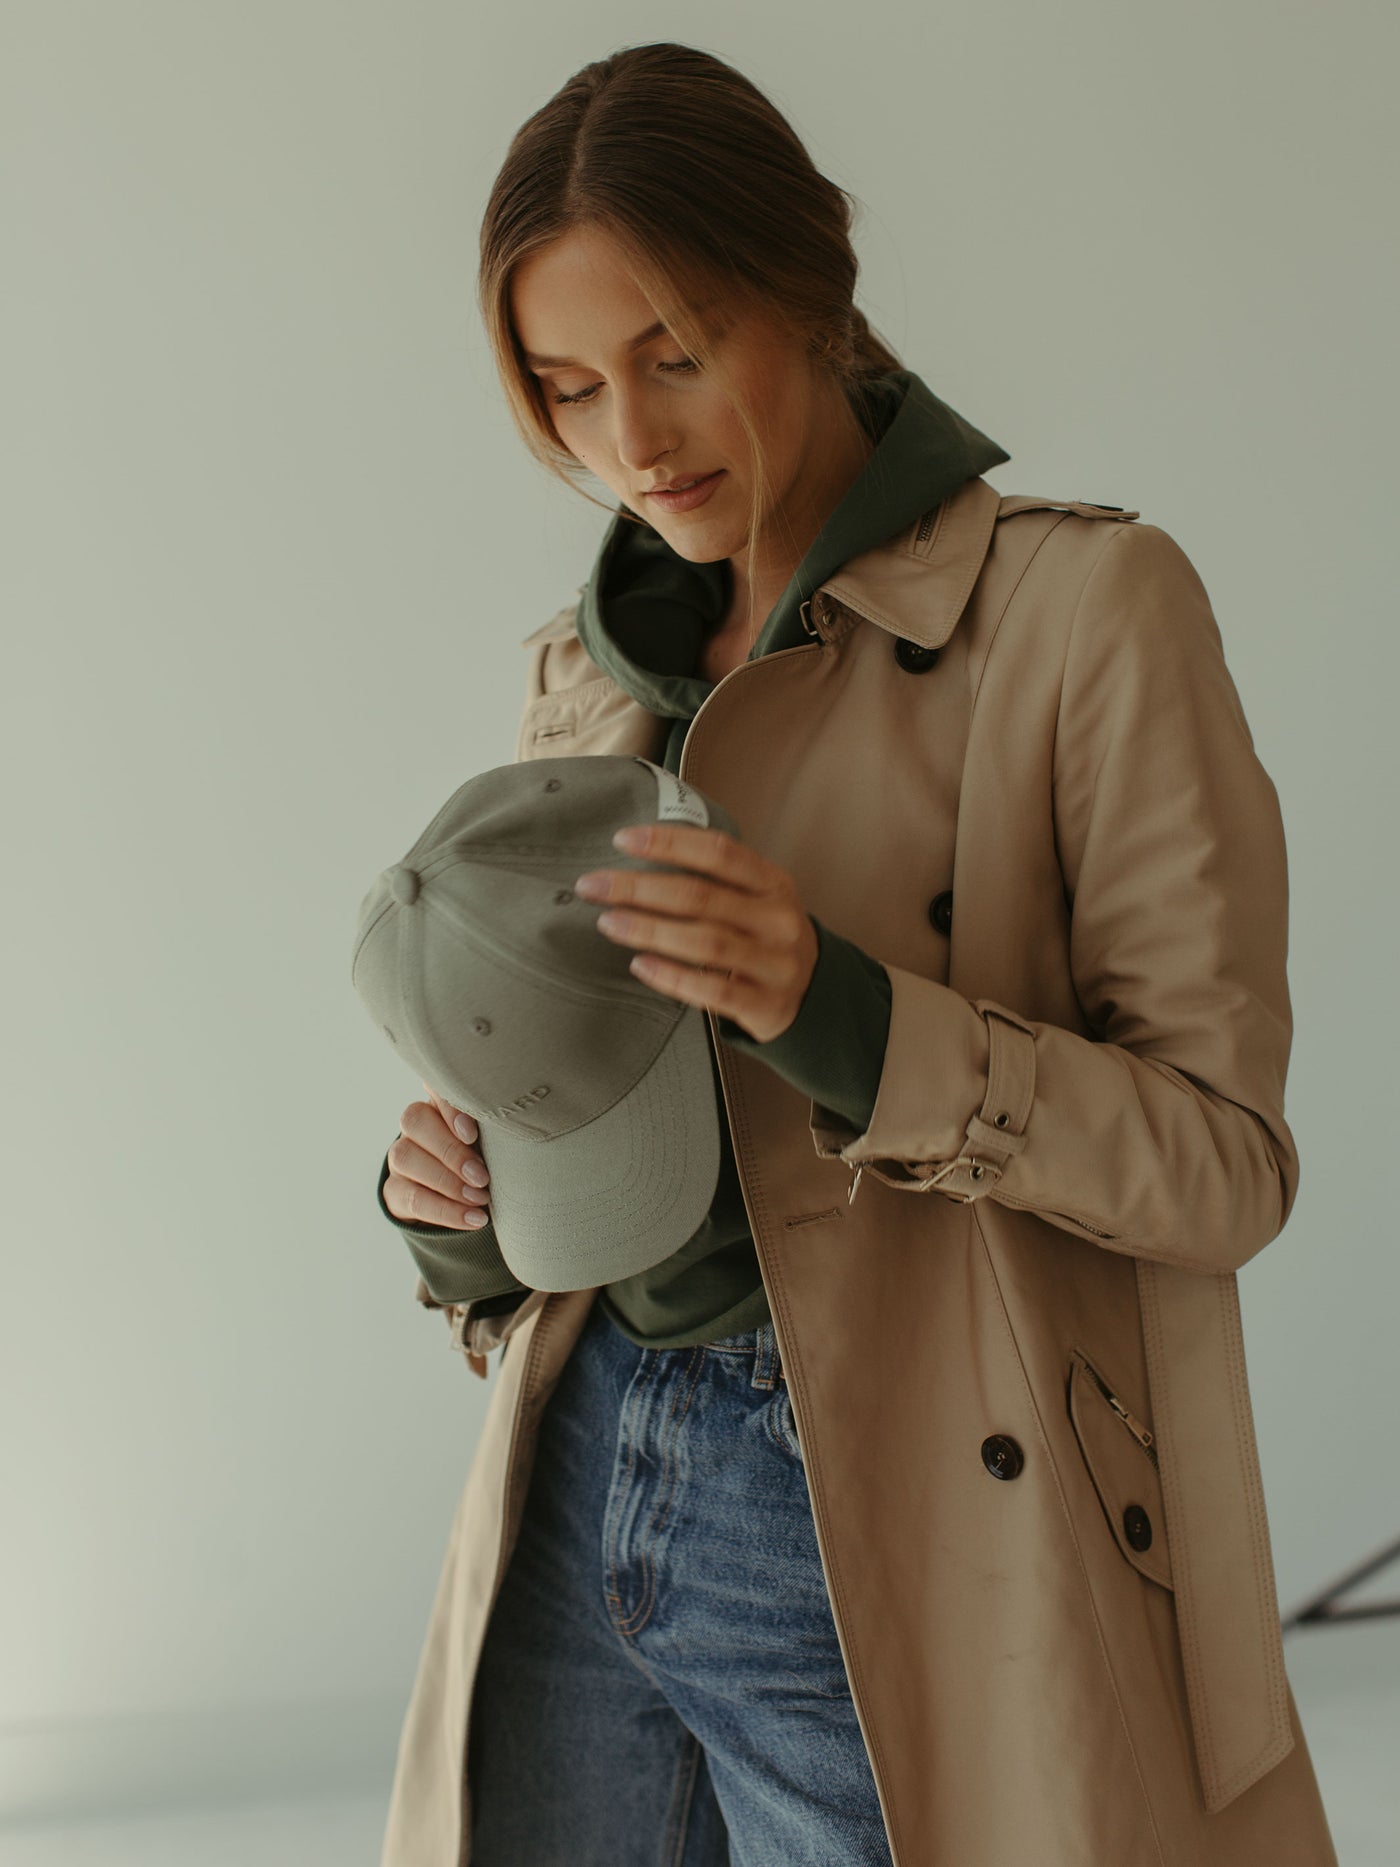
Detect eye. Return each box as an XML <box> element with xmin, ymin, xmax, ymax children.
<box><xmin>551</xmin><ymin>357</ymin><xmax>700</xmax><ymax>408</ymax></box>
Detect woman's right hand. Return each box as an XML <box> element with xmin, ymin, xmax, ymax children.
<box><xmin>383</xmin><ymin>1082</ymin><xmax>493</xmax><ymax>1231</ymax></box>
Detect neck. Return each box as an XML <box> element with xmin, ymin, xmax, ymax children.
<box><xmin>722</xmin><ymin>377</ymin><xmax>874</xmax><ymax>647</ymax></box>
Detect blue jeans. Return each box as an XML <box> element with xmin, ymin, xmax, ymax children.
<box><xmin>466</xmin><ymin>1294</ymin><xmax>895</xmax><ymax>1866</ymax></box>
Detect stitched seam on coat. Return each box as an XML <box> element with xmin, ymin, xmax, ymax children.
<box><xmin>1213</xmin><ymin>1274</ymin><xmax>1293</xmax><ymax>1801</ymax></box>
<box><xmin>1138</xmin><ymin>1261</ymin><xmax>1216</xmax><ymax>1799</ymax></box>
<box><xmin>754</xmin><ymin>1219</ymin><xmax>902</xmax><ymax>1862</ymax></box>
<box><xmin>991</xmin><ymin>1187</ymin><xmax>1138</xmax><ymax>1249</ymax></box>
<box><xmin>938</xmin><ymin>488</ymin><xmax>1000</xmax><ymax>632</ymax></box>
<box><xmin>458</xmin><ymin>1298</ymin><xmax>556</xmax><ymax>1866</ymax></box>
<box><xmin>974</xmin><ymin>1207</ymin><xmax>1168</xmax><ymax>1866</ymax></box>
<box><xmin>1049</xmin><ymin>520</ymin><xmax>1140</xmax><ymax>856</ymax></box>
<box><xmin>967</xmin><ymin>511</ymin><xmax>1067</xmax><ymax>710</ymax></box>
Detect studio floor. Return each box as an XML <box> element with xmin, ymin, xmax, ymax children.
<box><xmin>2</xmin><ymin>1618</ymin><xmax>1395</xmax><ymax>1866</ymax></box>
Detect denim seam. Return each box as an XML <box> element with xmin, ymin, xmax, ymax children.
<box><xmin>608</xmin><ymin>1347</ymin><xmax>706</xmax><ymax>1639</ymax></box>
<box><xmin>763</xmin><ymin>1383</ymin><xmax>794</xmax><ymax>1461</ymax></box>
<box><xmin>663</xmin><ymin>1730</ymin><xmax>706</xmax><ymax>1867</ymax></box>
<box><xmin>603</xmin><ymin>1350</ymin><xmax>660</xmax><ymax>1623</ymax></box>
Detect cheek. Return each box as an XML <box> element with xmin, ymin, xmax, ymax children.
<box><xmin>549</xmin><ymin>409</ymin><xmax>587</xmax><ymax>455</ymax></box>
<box><xmin>696</xmin><ymin>390</ymin><xmax>747</xmax><ymax>461</ymax></box>
<box><xmin>552</xmin><ymin>417</ymin><xmax>610</xmax><ymax>477</ymax></box>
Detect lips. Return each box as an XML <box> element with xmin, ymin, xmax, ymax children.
<box><xmin>648</xmin><ymin>472</ymin><xmax>717</xmax><ymax>494</ymax></box>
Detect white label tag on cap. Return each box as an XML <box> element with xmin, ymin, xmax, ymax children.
<box><xmin>632</xmin><ymin>757</ymin><xmax>711</xmax><ymax>828</ymax></box>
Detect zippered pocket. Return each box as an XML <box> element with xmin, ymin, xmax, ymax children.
<box><xmin>1079</xmin><ymin>1354</ymin><xmax>1158</xmax><ymax>1467</ymax></box>
<box><xmin>1067</xmin><ymin>1347</ymin><xmax>1173</xmax><ymax>1592</ymax></box>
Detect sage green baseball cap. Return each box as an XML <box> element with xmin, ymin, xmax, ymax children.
<box><xmin>350</xmin><ymin>755</ymin><xmax>743</xmax><ymax>1292</ymax></box>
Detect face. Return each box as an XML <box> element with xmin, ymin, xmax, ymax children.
<box><xmin>510</xmin><ymin>224</ymin><xmax>864</xmax><ymax>583</ymax></box>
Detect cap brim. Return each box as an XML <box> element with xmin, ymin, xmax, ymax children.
<box><xmin>476</xmin><ymin>1001</ymin><xmax>723</xmax><ymax>1292</ymax></box>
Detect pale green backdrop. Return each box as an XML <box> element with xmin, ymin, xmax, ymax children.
<box><xmin>2</xmin><ymin>0</ymin><xmax>1396</xmax><ymax>1836</ymax></box>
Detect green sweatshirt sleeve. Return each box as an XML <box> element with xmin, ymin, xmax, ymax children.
<box><xmin>376</xmin><ymin>1150</ymin><xmax>531</xmax><ymax>1308</ymax></box>
<box><xmin>714</xmin><ymin>915</ymin><xmax>891</xmax><ymax>1132</ymax></box>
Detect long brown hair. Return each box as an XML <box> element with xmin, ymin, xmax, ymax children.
<box><xmin>478</xmin><ymin>41</ymin><xmax>901</xmax><ymax>633</ymax></box>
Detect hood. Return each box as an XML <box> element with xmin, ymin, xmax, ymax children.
<box><xmin>573</xmin><ymin>368</ymin><xmax>1011</xmax><ymax>722</ymax></box>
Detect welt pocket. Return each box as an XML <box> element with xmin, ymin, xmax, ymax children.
<box><xmin>523</xmin><ymin>679</ymin><xmax>618</xmax><ymax>747</ymax></box>
<box><xmin>1067</xmin><ymin>1347</ymin><xmax>1173</xmax><ymax>1593</ymax></box>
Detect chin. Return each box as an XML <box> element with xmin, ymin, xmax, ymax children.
<box><xmin>651</xmin><ymin>518</ymin><xmax>742</xmax><ymax>563</ymax></box>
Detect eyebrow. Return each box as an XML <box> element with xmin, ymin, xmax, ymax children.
<box><xmin>523</xmin><ymin>319</ymin><xmax>671</xmax><ymax>372</ymax></box>
<box><xmin>522</xmin><ymin>298</ymin><xmax>721</xmax><ymax>372</ymax></box>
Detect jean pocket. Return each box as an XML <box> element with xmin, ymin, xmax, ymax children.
<box><xmin>766</xmin><ymin>1382</ymin><xmax>805</xmax><ymax>1462</ymax></box>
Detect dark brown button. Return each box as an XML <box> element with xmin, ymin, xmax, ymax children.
<box><xmin>1123</xmin><ymin>1505</ymin><xmax>1153</xmax><ymax>1551</ymax></box>
<box><xmin>981</xmin><ymin>1434</ymin><xmax>1024</xmax><ymax>1480</ymax></box>
<box><xmin>929</xmin><ymin>890</ymin><xmax>953</xmax><ymax>935</ymax></box>
<box><xmin>895</xmin><ymin>638</ymin><xmax>940</xmax><ymax>672</ymax></box>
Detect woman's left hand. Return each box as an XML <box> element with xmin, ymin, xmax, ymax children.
<box><xmin>573</xmin><ymin>822</ymin><xmax>819</xmax><ymax>1044</ymax></box>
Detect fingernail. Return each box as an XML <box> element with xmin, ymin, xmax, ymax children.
<box><xmin>454</xmin><ymin>1114</ymin><xmax>475</xmax><ymax>1143</ymax></box>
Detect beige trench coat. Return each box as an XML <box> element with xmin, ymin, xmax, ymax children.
<box><xmin>380</xmin><ymin>475</ymin><xmax>1337</xmax><ymax>1866</ymax></box>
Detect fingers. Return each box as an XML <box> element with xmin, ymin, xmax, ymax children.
<box><xmin>421</xmin><ymin>1082</ymin><xmax>478</xmax><ymax>1144</ymax></box>
<box><xmin>575</xmin><ymin>828</ymin><xmax>801</xmax><ymax>972</ymax></box>
<box><xmin>608</xmin><ymin>822</ymin><xmax>760</xmax><ymax>882</ymax></box>
<box><xmin>391</xmin><ymin>1129</ymin><xmax>490</xmax><ymax>1203</ymax></box>
<box><xmin>577</xmin><ymin>834</ymin><xmax>783</xmax><ymax>932</ymax></box>
<box><xmin>595</xmin><ymin>881</ymin><xmax>792</xmax><ymax>949</ymax></box>
<box><xmin>573</xmin><ymin>826</ymin><xmax>816</xmax><ymax>1043</ymax></box>
<box><xmin>594</xmin><ymin>899</ymin><xmax>801</xmax><ymax>982</ymax></box>
<box><xmin>385</xmin><ymin>1097</ymin><xmax>492</xmax><ymax>1232</ymax></box>
<box><xmin>409</xmin><ymin>1091</ymin><xmax>488</xmax><ymax>1169</ymax></box>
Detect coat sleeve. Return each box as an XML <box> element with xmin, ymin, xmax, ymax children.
<box><xmin>807</xmin><ymin>521</ymin><xmax>1300</xmax><ymax>1276</ymax></box>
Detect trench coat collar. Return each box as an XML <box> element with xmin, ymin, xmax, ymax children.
<box><xmin>572</xmin><ymin>368</ymin><xmax>1011</xmax><ymax>721</ymax></box>
<box><xmin>818</xmin><ymin>470</ymin><xmax>1008</xmax><ymax>650</ymax></box>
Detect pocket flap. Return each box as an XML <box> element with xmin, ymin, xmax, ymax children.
<box><xmin>1068</xmin><ymin>1348</ymin><xmax>1173</xmax><ymax>1592</ymax></box>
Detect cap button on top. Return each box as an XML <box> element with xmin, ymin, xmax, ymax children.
<box><xmin>389</xmin><ymin>864</ymin><xmax>421</xmax><ymax>904</ymax></box>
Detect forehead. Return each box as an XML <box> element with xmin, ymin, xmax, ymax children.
<box><xmin>510</xmin><ymin>228</ymin><xmax>727</xmax><ymax>364</ymax></box>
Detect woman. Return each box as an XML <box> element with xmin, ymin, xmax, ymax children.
<box><xmin>372</xmin><ymin>41</ymin><xmax>1337</xmax><ymax>1867</ymax></box>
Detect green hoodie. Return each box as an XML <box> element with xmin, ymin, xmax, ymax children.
<box><xmin>377</xmin><ymin>369</ymin><xmax>1010</xmax><ymax>1347</ymax></box>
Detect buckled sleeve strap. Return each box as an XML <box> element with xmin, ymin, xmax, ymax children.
<box><xmin>918</xmin><ymin>1003</ymin><xmax>1036</xmax><ymax>1200</ymax></box>
<box><xmin>807</xmin><ymin>969</ymin><xmax>1038</xmax><ymax>1204</ymax></box>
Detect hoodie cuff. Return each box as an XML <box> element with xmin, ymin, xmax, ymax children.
<box><xmin>376</xmin><ymin>1150</ymin><xmax>531</xmax><ymax>1308</ymax></box>
<box><xmin>715</xmin><ymin>915</ymin><xmax>891</xmax><ymax>1133</ymax></box>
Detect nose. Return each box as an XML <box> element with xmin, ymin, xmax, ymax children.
<box><xmin>610</xmin><ymin>382</ymin><xmax>681</xmax><ymax>475</ymax></box>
